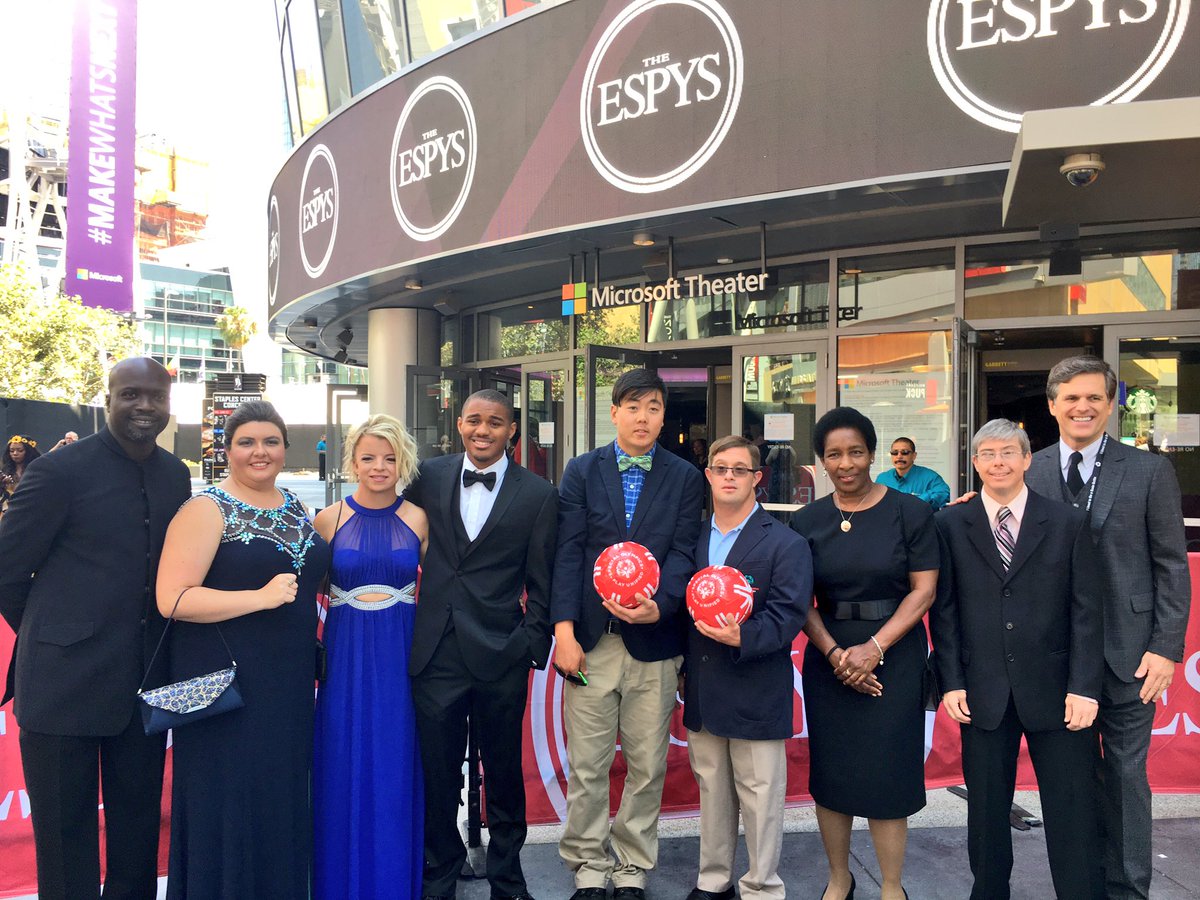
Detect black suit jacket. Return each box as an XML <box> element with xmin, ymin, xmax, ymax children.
<box><xmin>405</xmin><ymin>453</ymin><xmax>558</xmax><ymax>681</ymax></box>
<box><xmin>682</xmin><ymin>507</ymin><xmax>811</xmax><ymax>740</ymax></box>
<box><xmin>0</xmin><ymin>430</ymin><xmax>191</xmax><ymax>735</ymax></box>
<box><xmin>1026</xmin><ymin>439</ymin><xmax>1190</xmax><ymax>681</ymax></box>
<box><xmin>931</xmin><ymin>489</ymin><xmax>1104</xmax><ymax>733</ymax></box>
<box><xmin>550</xmin><ymin>443</ymin><xmax>705</xmax><ymax>661</ymax></box>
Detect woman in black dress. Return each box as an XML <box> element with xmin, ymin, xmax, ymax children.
<box><xmin>156</xmin><ymin>401</ymin><xmax>330</xmax><ymax>898</ymax></box>
<box><xmin>791</xmin><ymin>408</ymin><xmax>939</xmax><ymax>900</ymax></box>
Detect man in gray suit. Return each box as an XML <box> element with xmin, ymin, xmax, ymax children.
<box><xmin>1025</xmin><ymin>355</ymin><xmax>1190</xmax><ymax>900</ymax></box>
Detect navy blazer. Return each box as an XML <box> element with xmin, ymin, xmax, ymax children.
<box><xmin>550</xmin><ymin>443</ymin><xmax>705</xmax><ymax>661</ymax></box>
<box><xmin>405</xmin><ymin>453</ymin><xmax>558</xmax><ymax>680</ymax></box>
<box><xmin>931</xmin><ymin>490</ymin><xmax>1104</xmax><ymax>733</ymax></box>
<box><xmin>682</xmin><ymin>506</ymin><xmax>812</xmax><ymax>740</ymax></box>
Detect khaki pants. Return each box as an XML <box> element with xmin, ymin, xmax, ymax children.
<box><xmin>688</xmin><ymin>728</ymin><xmax>787</xmax><ymax>900</ymax></box>
<box><xmin>559</xmin><ymin>633</ymin><xmax>681</xmax><ymax>889</ymax></box>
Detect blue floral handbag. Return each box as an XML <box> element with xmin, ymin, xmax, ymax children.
<box><xmin>136</xmin><ymin>587</ymin><xmax>244</xmax><ymax>735</ymax></box>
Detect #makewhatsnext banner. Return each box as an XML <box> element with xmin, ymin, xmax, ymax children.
<box><xmin>64</xmin><ymin>0</ymin><xmax>137</xmax><ymax>313</ymax></box>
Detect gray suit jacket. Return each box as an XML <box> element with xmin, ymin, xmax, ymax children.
<box><xmin>1026</xmin><ymin>438</ymin><xmax>1190</xmax><ymax>681</ymax></box>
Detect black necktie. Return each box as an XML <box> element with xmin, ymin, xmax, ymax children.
<box><xmin>1067</xmin><ymin>451</ymin><xmax>1085</xmax><ymax>495</ymax></box>
<box><xmin>463</xmin><ymin>469</ymin><xmax>496</xmax><ymax>491</ymax></box>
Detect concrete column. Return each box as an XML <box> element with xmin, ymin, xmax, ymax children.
<box><xmin>367</xmin><ymin>307</ymin><xmax>440</xmax><ymax>423</ymax></box>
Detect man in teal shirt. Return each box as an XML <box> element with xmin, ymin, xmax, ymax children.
<box><xmin>876</xmin><ymin>436</ymin><xmax>949</xmax><ymax>509</ymax></box>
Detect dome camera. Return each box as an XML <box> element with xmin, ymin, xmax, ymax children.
<box><xmin>1059</xmin><ymin>152</ymin><xmax>1105</xmax><ymax>188</ymax></box>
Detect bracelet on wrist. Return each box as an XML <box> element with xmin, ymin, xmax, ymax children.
<box><xmin>825</xmin><ymin>644</ymin><xmax>842</xmax><ymax>662</ymax></box>
<box><xmin>869</xmin><ymin>634</ymin><xmax>885</xmax><ymax>665</ymax></box>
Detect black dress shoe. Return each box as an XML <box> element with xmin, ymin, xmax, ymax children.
<box><xmin>818</xmin><ymin>873</ymin><xmax>854</xmax><ymax>900</ymax></box>
<box><xmin>686</xmin><ymin>887</ymin><xmax>736</xmax><ymax>899</ymax></box>
<box><xmin>613</xmin><ymin>888</ymin><xmax>646</xmax><ymax>900</ymax></box>
<box><xmin>491</xmin><ymin>893</ymin><xmax>536</xmax><ymax>900</ymax></box>
<box><xmin>569</xmin><ymin>889</ymin><xmax>608</xmax><ymax>900</ymax></box>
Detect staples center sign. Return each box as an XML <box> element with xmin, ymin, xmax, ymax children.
<box><xmin>581</xmin><ymin>0</ymin><xmax>744</xmax><ymax>193</ymax></box>
<box><xmin>928</xmin><ymin>0</ymin><xmax>1192</xmax><ymax>132</ymax></box>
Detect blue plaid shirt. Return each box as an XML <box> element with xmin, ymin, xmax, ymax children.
<box><xmin>614</xmin><ymin>441</ymin><xmax>656</xmax><ymax>528</ymax></box>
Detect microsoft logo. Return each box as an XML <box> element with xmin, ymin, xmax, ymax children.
<box><xmin>561</xmin><ymin>281</ymin><xmax>588</xmax><ymax>316</ymax></box>
<box><xmin>76</xmin><ymin>268</ymin><xmax>90</xmax><ymax>280</ymax></box>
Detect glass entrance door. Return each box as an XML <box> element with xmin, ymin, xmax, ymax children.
<box><xmin>406</xmin><ymin>365</ymin><xmax>477</xmax><ymax>461</ymax></box>
<box><xmin>733</xmin><ymin>342</ymin><xmax>827</xmax><ymax>521</ymax></box>
<box><xmin>1104</xmin><ymin>325</ymin><xmax>1200</xmax><ymax>536</ymax></box>
<box><xmin>521</xmin><ymin>359</ymin><xmax>572</xmax><ymax>485</ymax></box>
<box><xmin>581</xmin><ymin>345</ymin><xmax>655</xmax><ymax>451</ymax></box>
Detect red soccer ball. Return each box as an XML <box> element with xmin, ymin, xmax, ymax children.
<box><xmin>686</xmin><ymin>565</ymin><xmax>755</xmax><ymax>628</ymax></box>
<box><xmin>593</xmin><ymin>542</ymin><xmax>660</xmax><ymax>609</ymax></box>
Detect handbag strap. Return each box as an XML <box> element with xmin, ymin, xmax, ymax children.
<box><xmin>318</xmin><ymin>500</ymin><xmax>346</xmax><ymax>614</ymax></box>
<box><xmin>139</xmin><ymin>587</ymin><xmax>237</xmax><ymax>693</ymax></box>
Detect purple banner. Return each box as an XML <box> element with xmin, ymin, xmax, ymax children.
<box><xmin>64</xmin><ymin>0</ymin><xmax>137</xmax><ymax>312</ymax></box>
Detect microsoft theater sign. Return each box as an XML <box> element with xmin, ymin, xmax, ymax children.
<box><xmin>564</xmin><ymin>271</ymin><xmax>768</xmax><ymax>315</ymax></box>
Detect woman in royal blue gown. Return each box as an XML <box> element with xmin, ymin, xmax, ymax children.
<box><xmin>312</xmin><ymin>414</ymin><xmax>428</xmax><ymax>900</ymax></box>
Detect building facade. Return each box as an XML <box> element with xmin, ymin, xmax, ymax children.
<box><xmin>267</xmin><ymin>0</ymin><xmax>1200</xmax><ymax>526</ymax></box>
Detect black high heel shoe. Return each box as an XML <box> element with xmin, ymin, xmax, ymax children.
<box><xmin>819</xmin><ymin>873</ymin><xmax>855</xmax><ymax>900</ymax></box>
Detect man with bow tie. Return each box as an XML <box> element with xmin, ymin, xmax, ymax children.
<box><xmin>405</xmin><ymin>389</ymin><xmax>559</xmax><ymax>900</ymax></box>
<box><xmin>552</xmin><ymin>369</ymin><xmax>705</xmax><ymax>900</ymax></box>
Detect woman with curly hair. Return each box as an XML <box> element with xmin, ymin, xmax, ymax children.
<box><xmin>1</xmin><ymin>435</ymin><xmax>42</xmax><ymax>506</ymax></box>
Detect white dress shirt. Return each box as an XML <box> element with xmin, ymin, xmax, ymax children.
<box><xmin>1058</xmin><ymin>435</ymin><xmax>1103</xmax><ymax>484</ymax></box>
<box><xmin>980</xmin><ymin>485</ymin><xmax>1029</xmax><ymax>547</ymax></box>
<box><xmin>459</xmin><ymin>453</ymin><xmax>509</xmax><ymax>542</ymax></box>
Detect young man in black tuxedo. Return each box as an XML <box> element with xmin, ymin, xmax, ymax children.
<box><xmin>683</xmin><ymin>435</ymin><xmax>811</xmax><ymax>900</ymax></box>
<box><xmin>552</xmin><ymin>369</ymin><xmax>705</xmax><ymax>900</ymax></box>
<box><xmin>405</xmin><ymin>389</ymin><xmax>558</xmax><ymax>900</ymax></box>
<box><xmin>932</xmin><ymin>418</ymin><xmax>1104</xmax><ymax>900</ymax></box>
<box><xmin>0</xmin><ymin>358</ymin><xmax>191</xmax><ymax>900</ymax></box>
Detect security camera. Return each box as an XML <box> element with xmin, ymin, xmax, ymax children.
<box><xmin>1059</xmin><ymin>152</ymin><xmax>1105</xmax><ymax>188</ymax></box>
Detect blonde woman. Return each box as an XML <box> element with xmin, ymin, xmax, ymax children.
<box><xmin>312</xmin><ymin>415</ymin><xmax>428</xmax><ymax>900</ymax></box>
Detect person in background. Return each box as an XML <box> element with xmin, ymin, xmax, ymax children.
<box><xmin>157</xmin><ymin>400</ymin><xmax>330</xmax><ymax>899</ymax></box>
<box><xmin>552</xmin><ymin>368</ymin><xmax>704</xmax><ymax>900</ymax></box>
<box><xmin>1025</xmin><ymin>355</ymin><xmax>1189</xmax><ymax>899</ymax></box>
<box><xmin>316</xmin><ymin>433</ymin><xmax>328</xmax><ymax>481</ymax></box>
<box><xmin>313</xmin><ymin>414</ymin><xmax>428</xmax><ymax>899</ymax></box>
<box><xmin>405</xmin><ymin>389</ymin><xmax>558</xmax><ymax>900</ymax></box>
<box><xmin>790</xmin><ymin>408</ymin><xmax>938</xmax><ymax>900</ymax></box>
<box><xmin>875</xmin><ymin>437</ymin><xmax>950</xmax><ymax>510</ymax></box>
<box><xmin>0</xmin><ymin>358</ymin><xmax>190</xmax><ymax>900</ymax></box>
<box><xmin>50</xmin><ymin>431</ymin><xmax>80</xmax><ymax>451</ymax></box>
<box><xmin>933</xmin><ymin>418</ymin><xmax>1103</xmax><ymax>899</ymax></box>
<box><xmin>691</xmin><ymin>438</ymin><xmax>709</xmax><ymax>472</ymax></box>
<box><xmin>682</xmin><ymin>435</ymin><xmax>811</xmax><ymax>900</ymax></box>
<box><xmin>1</xmin><ymin>434</ymin><xmax>41</xmax><ymax>501</ymax></box>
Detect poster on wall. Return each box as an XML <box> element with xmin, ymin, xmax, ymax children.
<box><xmin>202</xmin><ymin>389</ymin><xmax>263</xmax><ymax>483</ymax></box>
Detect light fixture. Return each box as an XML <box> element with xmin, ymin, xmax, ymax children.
<box><xmin>405</xmin><ymin>277</ymin><xmax>423</xmax><ymax>290</ymax></box>
<box><xmin>843</xmin><ymin>267</ymin><xmax>863</xmax><ymax>276</ymax></box>
<box><xmin>304</xmin><ymin>340</ymin><xmax>317</xmax><ymax>350</ymax></box>
<box><xmin>337</xmin><ymin>327</ymin><xmax>353</xmax><ymax>347</ymax></box>
<box><xmin>333</xmin><ymin>348</ymin><xmax>349</xmax><ymax>363</ymax></box>
<box><xmin>632</xmin><ymin>232</ymin><xmax>656</xmax><ymax>247</ymax></box>
<box><xmin>717</xmin><ymin>257</ymin><xmax>733</xmax><ymax>265</ymax></box>
<box><xmin>301</xmin><ymin>316</ymin><xmax>318</xmax><ymax>328</ymax></box>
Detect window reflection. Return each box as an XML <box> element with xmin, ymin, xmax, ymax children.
<box><xmin>406</xmin><ymin>0</ymin><xmax>502</xmax><ymax>61</ymax></box>
<box><xmin>477</xmin><ymin>296</ymin><xmax>568</xmax><ymax>360</ymax></box>
<box><xmin>288</xmin><ymin>0</ymin><xmax>330</xmax><ymax>134</ymax></box>
<box><xmin>343</xmin><ymin>0</ymin><xmax>406</xmax><ymax>95</ymax></box>
<box><xmin>317</xmin><ymin>0</ymin><xmax>351</xmax><ymax>112</ymax></box>
<box><xmin>837</xmin><ymin>252</ymin><xmax>955</xmax><ymax>326</ymax></box>
<box><xmin>742</xmin><ymin>352</ymin><xmax>819</xmax><ymax>518</ymax></box>
<box><xmin>837</xmin><ymin>331</ymin><xmax>953</xmax><ymax>489</ymax></box>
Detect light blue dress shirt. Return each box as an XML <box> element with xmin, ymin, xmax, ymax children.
<box><xmin>708</xmin><ymin>504</ymin><xmax>759</xmax><ymax>567</ymax></box>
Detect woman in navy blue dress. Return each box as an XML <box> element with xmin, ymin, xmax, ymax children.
<box><xmin>312</xmin><ymin>414</ymin><xmax>428</xmax><ymax>900</ymax></box>
<box><xmin>157</xmin><ymin>401</ymin><xmax>330</xmax><ymax>899</ymax></box>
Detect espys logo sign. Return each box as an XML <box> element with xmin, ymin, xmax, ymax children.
<box><xmin>298</xmin><ymin>145</ymin><xmax>339</xmax><ymax>279</ymax></box>
<box><xmin>390</xmin><ymin>75</ymin><xmax>478</xmax><ymax>242</ymax></box>
<box><xmin>928</xmin><ymin>0</ymin><xmax>1191</xmax><ymax>132</ymax></box>
<box><xmin>580</xmin><ymin>0</ymin><xmax>744</xmax><ymax>193</ymax></box>
<box><xmin>267</xmin><ymin>196</ymin><xmax>281</xmax><ymax>306</ymax></box>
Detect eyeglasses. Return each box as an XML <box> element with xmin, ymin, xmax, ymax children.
<box><xmin>975</xmin><ymin>449</ymin><xmax>1025</xmax><ymax>462</ymax></box>
<box><xmin>889</xmin><ymin>449</ymin><xmax>913</xmax><ymax>456</ymax></box>
<box><xmin>709</xmin><ymin>465</ymin><xmax>757</xmax><ymax>478</ymax></box>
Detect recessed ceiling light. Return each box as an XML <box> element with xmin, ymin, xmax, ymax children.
<box><xmin>717</xmin><ymin>257</ymin><xmax>734</xmax><ymax>265</ymax></box>
<box><xmin>633</xmin><ymin>232</ymin><xmax>656</xmax><ymax>247</ymax></box>
<box><xmin>405</xmin><ymin>277</ymin><xmax>423</xmax><ymax>290</ymax></box>
<box><xmin>843</xmin><ymin>267</ymin><xmax>863</xmax><ymax>275</ymax></box>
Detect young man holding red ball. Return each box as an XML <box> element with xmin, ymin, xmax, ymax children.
<box><xmin>682</xmin><ymin>435</ymin><xmax>812</xmax><ymax>900</ymax></box>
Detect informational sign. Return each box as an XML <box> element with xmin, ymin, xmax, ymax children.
<box><xmin>64</xmin><ymin>0</ymin><xmax>138</xmax><ymax>312</ymax></box>
<box><xmin>202</xmin><ymin>389</ymin><xmax>264</xmax><ymax>483</ymax></box>
<box><xmin>538</xmin><ymin>421</ymin><xmax>556</xmax><ymax>446</ymax></box>
<box><xmin>763</xmin><ymin>413</ymin><xmax>794</xmax><ymax>442</ymax></box>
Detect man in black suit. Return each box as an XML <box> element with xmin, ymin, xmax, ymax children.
<box><xmin>932</xmin><ymin>418</ymin><xmax>1104</xmax><ymax>900</ymax></box>
<box><xmin>1025</xmin><ymin>356</ymin><xmax>1189</xmax><ymax>899</ymax></box>
<box><xmin>683</xmin><ymin>435</ymin><xmax>811</xmax><ymax>900</ymax></box>
<box><xmin>406</xmin><ymin>389</ymin><xmax>558</xmax><ymax>900</ymax></box>
<box><xmin>552</xmin><ymin>369</ymin><xmax>705</xmax><ymax>900</ymax></box>
<box><xmin>0</xmin><ymin>358</ymin><xmax>191</xmax><ymax>900</ymax></box>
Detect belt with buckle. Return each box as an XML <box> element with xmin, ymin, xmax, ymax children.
<box><xmin>830</xmin><ymin>598</ymin><xmax>901</xmax><ymax>621</ymax></box>
<box><xmin>604</xmin><ymin>618</ymin><xmax>621</xmax><ymax>635</ymax></box>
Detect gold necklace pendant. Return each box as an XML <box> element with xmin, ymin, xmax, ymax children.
<box><xmin>840</xmin><ymin>519</ymin><xmax>852</xmax><ymax>533</ymax></box>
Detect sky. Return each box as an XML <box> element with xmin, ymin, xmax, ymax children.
<box><xmin>1</xmin><ymin>0</ymin><xmax>288</xmax><ymax>338</ymax></box>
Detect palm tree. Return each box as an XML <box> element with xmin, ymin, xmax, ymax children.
<box><xmin>216</xmin><ymin>306</ymin><xmax>258</xmax><ymax>373</ymax></box>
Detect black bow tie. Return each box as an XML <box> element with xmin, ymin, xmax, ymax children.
<box><xmin>463</xmin><ymin>469</ymin><xmax>496</xmax><ymax>491</ymax></box>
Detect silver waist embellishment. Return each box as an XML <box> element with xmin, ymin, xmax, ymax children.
<box><xmin>330</xmin><ymin>581</ymin><xmax>417</xmax><ymax>610</ymax></box>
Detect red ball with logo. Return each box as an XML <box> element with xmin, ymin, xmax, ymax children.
<box><xmin>686</xmin><ymin>565</ymin><xmax>755</xmax><ymax>628</ymax></box>
<box><xmin>593</xmin><ymin>542</ymin><xmax>660</xmax><ymax>609</ymax></box>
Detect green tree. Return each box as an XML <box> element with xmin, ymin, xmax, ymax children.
<box><xmin>216</xmin><ymin>305</ymin><xmax>259</xmax><ymax>373</ymax></box>
<box><xmin>0</xmin><ymin>264</ymin><xmax>141</xmax><ymax>404</ymax></box>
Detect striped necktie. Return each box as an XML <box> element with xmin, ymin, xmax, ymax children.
<box><xmin>995</xmin><ymin>506</ymin><xmax>1015</xmax><ymax>571</ymax></box>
